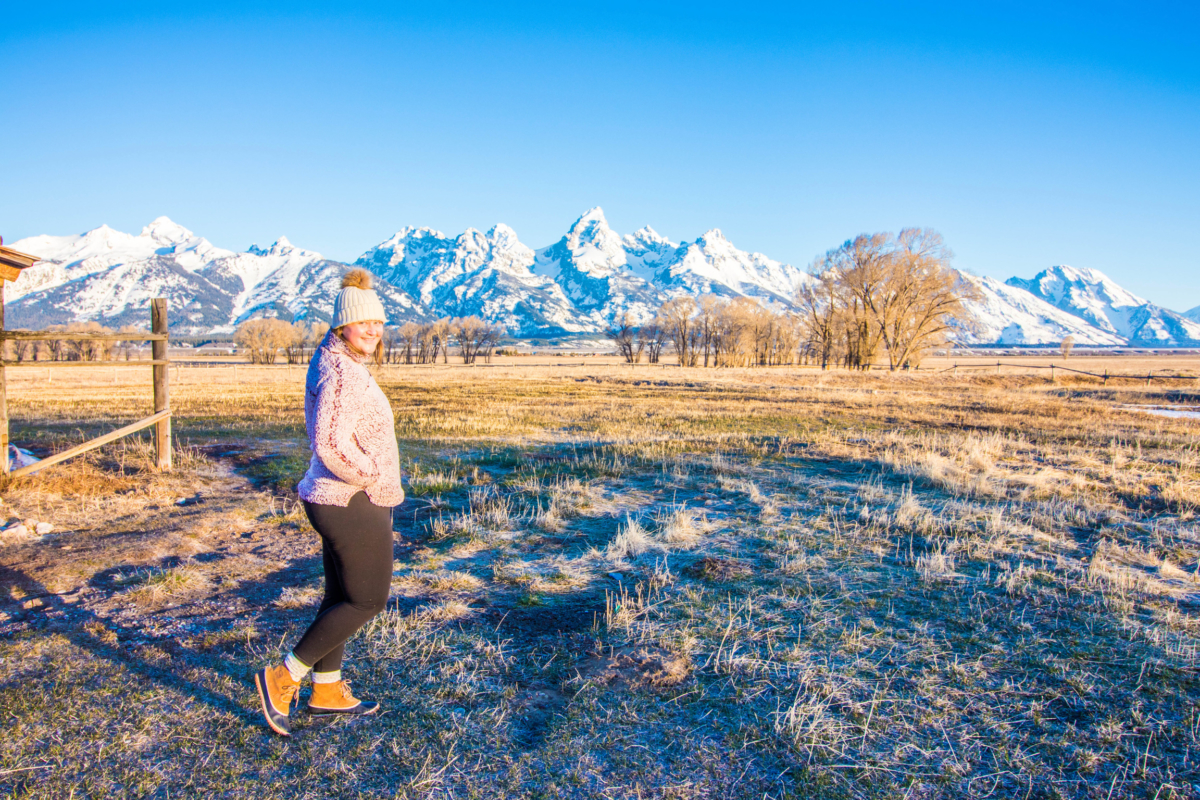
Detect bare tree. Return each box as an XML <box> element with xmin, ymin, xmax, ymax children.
<box><xmin>417</xmin><ymin>323</ymin><xmax>438</xmax><ymax>364</ymax></box>
<box><xmin>799</xmin><ymin>229</ymin><xmax>977</xmax><ymax>371</ymax></box>
<box><xmin>381</xmin><ymin>326</ymin><xmax>399</xmax><ymax>364</ymax></box>
<box><xmin>284</xmin><ymin>322</ymin><xmax>308</xmax><ymax>364</ymax></box>
<box><xmin>432</xmin><ymin>318</ymin><xmax>452</xmax><ymax>364</ymax></box>
<box><xmin>825</xmin><ymin>234</ymin><xmax>889</xmax><ymax>369</ymax></box>
<box><xmin>478</xmin><ymin>322</ymin><xmax>503</xmax><ymax>363</ymax></box>
<box><xmin>452</xmin><ymin>316</ymin><xmax>488</xmax><ymax>363</ymax></box>
<box><xmin>696</xmin><ymin>295</ymin><xmax>722</xmax><ymax>367</ymax></box>
<box><xmin>115</xmin><ymin>326</ymin><xmax>146</xmax><ymax>361</ymax></box>
<box><xmin>872</xmin><ymin>229</ymin><xmax>978</xmax><ymax>370</ymax></box>
<box><xmin>659</xmin><ymin>297</ymin><xmax>700</xmax><ymax>367</ymax></box>
<box><xmin>606</xmin><ymin>313</ymin><xmax>644</xmax><ymax>364</ymax></box>
<box><xmin>1060</xmin><ymin>335</ymin><xmax>1075</xmax><ymax>359</ymax></box>
<box><xmin>306</xmin><ymin>322</ymin><xmax>330</xmax><ymax>361</ymax></box>
<box><xmin>398</xmin><ymin>322</ymin><xmax>421</xmax><ymax>364</ymax></box>
<box><xmin>772</xmin><ymin>312</ymin><xmax>804</xmax><ymax>365</ymax></box>
<box><xmin>640</xmin><ymin>318</ymin><xmax>669</xmax><ymax>364</ymax></box>
<box><xmin>796</xmin><ymin>270</ymin><xmax>842</xmax><ymax>369</ymax></box>
<box><xmin>235</xmin><ymin>318</ymin><xmax>294</xmax><ymax>364</ymax></box>
<box><xmin>712</xmin><ymin>297</ymin><xmax>750</xmax><ymax>366</ymax></box>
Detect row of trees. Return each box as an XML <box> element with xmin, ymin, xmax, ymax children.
<box><xmin>234</xmin><ymin>319</ymin><xmax>329</xmax><ymax>365</ymax></box>
<box><xmin>3</xmin><ymin>322</ymin><xmax>148</xmax><ymax>362</ymax></box>
<box><xmin>386</xmin><ymin>317</ymin><xmax>504</xmax><ymax>365</ymax></box>
<box><xmin>607</xmin><ymin>295</ymin><xmax>808</xmax><ymax>367</ymax></box>
<box><xmin>607</xmin><ymin>228</ymin><xmax>977</xmax><ymax>371</ymax></box>
<box><xmin>232</xmin><ymin>315</ymin><xmax>504</xmax><ymax>365</ymax></box>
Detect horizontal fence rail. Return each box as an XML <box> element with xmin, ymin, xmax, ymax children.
<box><xmin>7</xmin><ymin>409</ymin><xmax>171</xmax><ymax>479</ymax></box>
<box><xmin>936</xmin><ymin>361</ymin><xmax>1199</xmax><ymax>384</ymax></box>
<box><xmin>0</xmin><ymin>331</ymin><xmax>169</xmax><ymax>342</ymax></box>
<box><xmin>2</xmin><ymin>359</ymin><xmax>170</xmax><ymax>368</ymax></box>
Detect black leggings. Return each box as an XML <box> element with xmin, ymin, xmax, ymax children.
<box><xmin>293</xmin><ymin>492</ymin><xmax>394</xmax><ymax>673</ymax></box>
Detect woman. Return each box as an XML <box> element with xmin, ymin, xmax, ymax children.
<box><xmin>255</xmin><ymin>269</ymin><xmax>404</xmax><ymax>737</ymax></box>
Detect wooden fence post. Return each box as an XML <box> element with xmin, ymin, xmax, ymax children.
<box><xmin>152</xmin><ymin>299</ymin><xmax>171</xmax><ymax>471</ymax></box>
<box><xmin>1145</xmin><ymin>371</ymin><xmax>1152</xmax><ymax>388</ymax></box>
<box><xmin>0</xmin><ymin>282</ymin><xmax>7</xmax><ymax>475</ymax></box>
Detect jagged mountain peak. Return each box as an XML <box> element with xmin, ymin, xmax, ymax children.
<box><xmin>565</xmin><ymin>207</ymin><xmax>623</xmax><ymax>254</ymax></box>
<box><xmin>73</xmin><ymin>223</ymin><xmax>135</xmax><ymax>249</ymax></box>
<box><xmin>625</xmin><ymin>226</ymin><xmax>675</xmax><ymax>248</ymax></box>
<box><xmin>139</xmin><ymin>216</ymin><xmax>194</xmax><ymax>244</ymax></box>
<box><xmin>573</xmin><ymin>206</ymin><xmax>608</xmax><ymax>227</ymax></box>
<box><xmin>1048</xmin><ymin>264</ymin><xmax>1110</xmax><ymax>283</ymax></box>
<box><xmin>955</xmin><ymin>272</ymin><xmax>1126</xmax><ymax>346</ymax></box>
<box><xmin>1005</xmin><ymin>265</ymin><xmax>1199</xmax><ymax>345</ymax></box>
<box><xmin>1011</xmin><ymin>264</ymin><xmax>1148</xmax><ymax>308</ymax></box>
<box><xmin>486</xmin><ymin>223</ymin><xmax>522</xmax><ymax>247</ymax></box>
<box><xmin>533</xmin><ymin>208</ymin><xmax>630</xmax><ymax>290</ymax></box>
<box><xmin>247</xmin><ymin>236</ymin><xmax>308</xmax><ymax>257</ymax></box>
<box><xmin>375</xmin><ymin>226</ymin><xmax>446</xmax><ymax>246</ymax></box>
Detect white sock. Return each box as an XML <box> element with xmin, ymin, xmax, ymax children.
<box><xmin>312</xmin><ymin>669</ymin><xmax>342</xmax><ymax>684</ymax></box>
<box><xmin>283</xmin><ymin>651</ymin><xmax>310</xmax><ymax>683</ymax></box>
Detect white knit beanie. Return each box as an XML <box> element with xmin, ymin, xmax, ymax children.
<box><xmin>332</xmin><ymin>269</ymin><xmax>386</xmax><ymax>328</ymax></box>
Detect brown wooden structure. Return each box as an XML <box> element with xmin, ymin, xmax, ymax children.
<box><xmin>0</xmin><ymin>236</ymin><xmax>171</xmax><ymax>478</ymax></box>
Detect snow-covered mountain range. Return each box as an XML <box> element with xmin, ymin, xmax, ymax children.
<box><xmin>8</xmin><ymin>210</ymin><xmax>1200</xmax><ymax>346</ymax></box>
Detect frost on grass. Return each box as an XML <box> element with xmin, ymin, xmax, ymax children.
<box><xmin>124</xmin><ymin>564</ymin><xmax>210</xmax><ymax>606</ymax></box>
<box><xmin>604</xmin><ymin>515</ymin><xmax>658</xmax><ymax>561</ymax></box>
<box><xmin>274</xmin><ymin>585</ymin><xmax>322</xmax><ymax>608</ymax></box>
<box><xmin>5</xmin><ymin>363</ymin><xmax>1200</xmax><ymax>798</ymax></box>
<box><xmin>602</xmin><ymin>507</ymin><xmax>711</xmax><ymax>564</ymax></box>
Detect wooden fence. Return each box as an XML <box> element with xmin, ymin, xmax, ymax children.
<box><xmin>0</xmin><ymin>298</ymin><xmax>171</xmax><ymax>478</ymax></box>
<box><xmin>938</xmin><ymin>361</ymin><xmax>1200</xmax><ymax>385</ymax></box>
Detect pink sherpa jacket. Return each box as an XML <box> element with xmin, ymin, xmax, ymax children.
<box><xmin>297</xmin><ymin>331</ymin><xmax>404</xmax><ymax>508</ymax></box>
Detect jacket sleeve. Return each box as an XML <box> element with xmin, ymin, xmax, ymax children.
<box><xmin>309</xmin><ymin>358</ymin><xmax>380</xmax><ymax>487</ymax></box>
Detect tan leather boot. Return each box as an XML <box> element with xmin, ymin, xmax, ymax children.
<box><xmin>254</xmin><ymin>664</ymin><xmax>300</xmax><ymax>736</ymax></box>
<box><xmin>308</xmin><ymin>680</ymin><xmax>379</xmax><ymax>716</ymax></box>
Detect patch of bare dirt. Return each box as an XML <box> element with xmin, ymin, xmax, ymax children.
<box><xmin>510</xmin><ymin>683</ymin><xmax>570</xmax><ymax>749</ymax></box>
<box><xmin>682</xmin><ymin>555</ymin><xmax>751</xmax><ymax>582</ymax></box>
<box><xmin>486</xmin><ymin>592</ymin><xmax>608</xmax><ymax>638</ymax></box>
<box><xmin>571</xmin><ymin>644</ymin><xmax>691</xmax><ymax>690</ymax></box>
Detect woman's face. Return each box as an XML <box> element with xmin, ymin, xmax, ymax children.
<box><xmin>342</xmin><ymin>320</ymin><xmax>383</xmax><ymax>355</ymax></box>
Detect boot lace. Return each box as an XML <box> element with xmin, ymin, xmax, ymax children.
<box><xmin>279</xmin><ymin>681</ymin><xmax>299</xmax><ymax>705</ymax></box>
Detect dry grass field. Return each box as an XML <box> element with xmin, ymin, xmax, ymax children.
<box><xmin>1</xmin><ymin>357</ymin><xmax>1198</xmax><ymax>798</ymax></box>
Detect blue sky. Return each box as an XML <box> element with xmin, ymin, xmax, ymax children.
<box><xmin>3</xmin><ymin>2</ymin><xmax>1198</xmax><ymax>309</ymax></box>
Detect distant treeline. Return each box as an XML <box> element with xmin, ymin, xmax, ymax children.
<box><xmin>607</xmin><ymin>228</ymin><xmax>979</xmax><ymax>370</ymax></box>
<box><xmin>3</xmin><ymin>322</ymin><xmax>149</xmax><ymax>362</ymax></box>
<box><xmin>234</xmin><ymin>316</ymin><xmax>504</xmax><ymax>365</ymax></box>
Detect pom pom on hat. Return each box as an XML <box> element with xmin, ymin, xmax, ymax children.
<box><xmin>341</xmin><ymin>269</ymin><xmax>373</xmax><ymax>290</ymax></box>
<box><xmin>332</xmin><ymin>269</ymin><xmax>386</xmax><ymax>328</ymax></box>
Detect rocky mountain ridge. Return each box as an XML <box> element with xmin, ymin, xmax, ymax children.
<box><xmin>8</xmin><ymin>210</ymin><xmax>1200</xmax><ymax>346</ymax></box>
